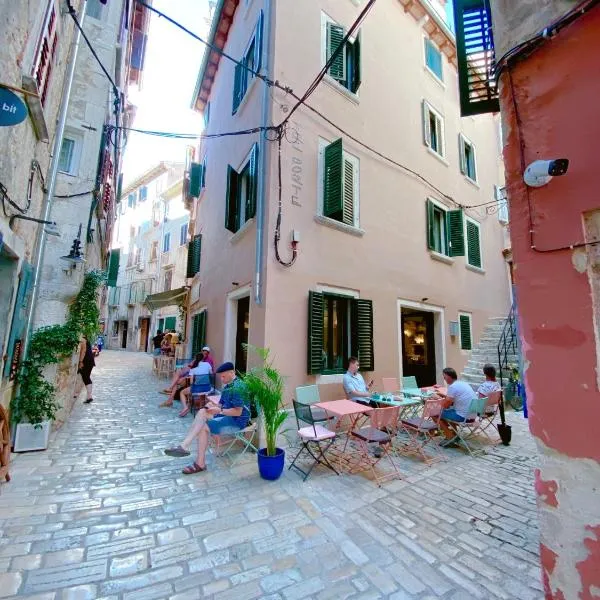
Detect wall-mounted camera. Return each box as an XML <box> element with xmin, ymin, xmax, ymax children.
<box><xmin>524</xmin><ymin>159</ymin><xmax>569</xmax><ymax>188</ymax></box>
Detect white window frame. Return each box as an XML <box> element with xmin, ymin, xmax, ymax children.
<box><xmin>428</xmin><ymin>196</ymin><xmax>452</xmax><ymax>261</ymax></box>
<box><xmin>233</xmin><ymin>15</ymin><xmax>262</xmax><ymax>115</ymax></box>
<box><xmin>180</xmin><ymin>222</ymin><xmax>188</xmax><ymax>247</ymax></box>
<box><xmin>458</xmin><ymin>312</ymin><xmax>473</xmax><ymax>351</ymax></box>
<box><xmin>57</xmin><ymin>132</ymin><xmax>83</xmax><ymax>176</ymax></box>
<box><xmin>422</xmin><ymin>100</ymin><xmax>446</xmax><ymax>160</ymax></box>
<box><xmin>320</xmin><ymin>12</ymin><xmax>360</xmax><ymax>101</ymax></box>
<box><xmin>163</xmin><ymin>232</ymin><xmax>171</xmax><ymax>253</ymax></box>
<box><xmin>317</xmin><ymin>137</ymin><xmax>361</xmax><ymax>231</ymax></box>
<box><xmin>495</xmin><ymin>185</ymin><xmax>509</xmax><ymax>224</ymax></box>
<box><xmin>459</xmin><ymin>133</ymin><xmax>478</xmax><ymax>183</ymax></box>
<box><xmin>465</xmin><ymin>216</ymin><xmax>483</xmax><ymax>270</ymax></box>
<box><xmin>423</xmin><ymin>37</ymin><xmax>444</xmax><ymax>83</ymax></box>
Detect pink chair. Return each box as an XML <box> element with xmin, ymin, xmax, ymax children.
<box><xmin>382</xmin><ymin>378</ymin><xmax>400</xmax><ymax>394</ymax></box>
<box><xmin>399</xmin><ymin>398</ymin><xmax>446</xmax><ymax>464</ymax></box>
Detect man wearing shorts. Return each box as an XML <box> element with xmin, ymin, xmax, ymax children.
<box><xmin>164</xmin><ymin>362</ymin><xmax>250</xmax><ymax>474</ymax></box>
<box><xmin>435</xmin><ymin>367</ymin><xmax>476</xmax><ymax>447</ymax></box>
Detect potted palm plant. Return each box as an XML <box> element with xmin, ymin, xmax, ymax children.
<box><xmin>242</xmin><ymin>346</ymin><xmax>287</xmax><ymax>480</ymax></box>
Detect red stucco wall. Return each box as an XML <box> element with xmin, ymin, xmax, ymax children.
<box><xmin>500</xmin><ymin>5</ymin><xmax>600</xmax><ymax>462</ymax></box>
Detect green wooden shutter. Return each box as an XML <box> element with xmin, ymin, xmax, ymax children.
<box><xmin>3</xmin><ymin>262</ymin><xmax>33</xmax><ymax>379</ymax></box>
<box><xmin>204</xmin><ymin>102</ymin><xmax>210</xmax><ymax>128</ymax></box>
<box><xmin>254</xmin><ymin>10</ymin><xmax>263</xmax><ymax>73</ymax></box>
<box><xmin>426</xmin><ymin>199</ymin><xmax>436</xmax><ymax>250</ymax></box>
<box><xmin>189</xmin><ymin>162</ymin><xmax>203</xmax><ymax>197</ymax></box>
<box><xmin>447</xmin><ymin>210</ymin><xmax>465</xmax><ymax>257</ymax></box>
<box><xmin>201</xmin><ymin>157</ymin><xmax>207</xmax><ymax>190</ymax></box>
<box><xmin>342</xmin><ymin>158</ymin><xmax>355</xmax><ymax>226</ymax></box>
<box><xmin>192</xmin><ymin>311</ymin><xmax>207</xmax><ymax>356</ymax></box>
<box><xmin>352</xmin><ymin>298</ymin><xmax>374</xmax><ymax>371</ymax></box>
<box><xmin>326</xmin><ymin>23</ymin><xmax>346</xmax><ymax>81</ymax></box>
<box><xmin>323</xmin><ymin>139</ymin><xmax>344</xmax><ymax>218</ymax></box>
<box><xmin>225</xmin><ymin>165</ymin><xmax>239</xmax><ymax>233</ymax></box>
<box><xmin>422</xmin><ymin>100</ymin><xmax>431</xmax><ymax>147</ymax></box>
<box><xmin>459</xmin><ymin>314</ymin><xmax>472</xmax><ymax>350</ymax></box>
<box><xmin>107</xmin><ymin>249</ymin><xmax>120</xmax><ymax>286</ymax></box>
<box><xmin>453</xmin><ymin>0</ymin><xmax>499</xmax><ymax>117</ymax></box>
<box><xmin>466</xmin><ymin>221</ymin><xmax>482</xmax><ymax>268</ymax></box>
<box><xmin>164</xmin><ymin>316</ymin><xmax>176</xmax><ymax>331</ymax></box>
<box><xmin>351</xmin><ymin>33</ymin><xmax>361</xmax><ymax>92</ymax></box>
<box><xmin>246</xmin><ymin>144</ymin><xmax>258</xmax><ymax>220</ymax></box>
<box><xmin>232</xmin><ymin>62</ymin><xmax>243</xmax><ymax>113</ymax></box>
<box><xmin>186</xmin><ymin>234</ymin><xmax>202</xmax><ymax>278</ymax></box>
<box><xmin>458</xmin><ymin>135</ymin><xmax>467</xmax><ymax>175</ymax></box>
<box><xmin>307</xmin><ymin>291</ymin><xmax>324</xmax><ymax>375</ymax></box>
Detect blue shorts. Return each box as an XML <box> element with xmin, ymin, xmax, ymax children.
<box><xmin>153</xmin><ymin>348</ymin><xmax>161</xmax><ymax>356</ymax></box>
<box><xmin>441</xmin><ymin>408</ymin><xmax>466</xmax><ymax>422</ymax></box>
<box><xmin>208</xmin><ymin>416</ymin><xmax>247</xmax><ymax>435</ymax></box>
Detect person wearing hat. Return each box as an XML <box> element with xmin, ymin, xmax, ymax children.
<box><xmin>164</xmin><ymin>361</ymin><xmax>250</xmax><ymax>474</ymax></box>
<box><xmin>201</xmin><ymin>346</ymin><xmax>215</xmax><ymax>372</ymax></box>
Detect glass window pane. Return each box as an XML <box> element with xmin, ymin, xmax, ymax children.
<box><xmin>86</xmin><ymin>0</ymin><xmax>103</xmax><ymax>19</ymax></box>
<box><xmin>58</xmin><ymin>138</ymin><xmax>75</xmax><ymax>173</ymax></box>
<box><xmin>425</xmin><ymin>39</ymin><xmax>443</xmax><ymax>80</ymax></box>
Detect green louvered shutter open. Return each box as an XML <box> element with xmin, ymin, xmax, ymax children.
<box><xmin>232</xmin><ymin>63</ymin><xmax>243</xmax><ymax>113</ymax></box>
<box><xmin>351</xmin><ymin>33</ymin><xmax>361</xmax><ymax>92</ymax></box>
<box><xmin>254</xmin><ymin>11</ymin><xmax>264</xmax><ymax>73</ymax></box>
<box><xmin>246</xmin><ymin>144</ymin><xmax>258</xmax><ymax>220</ymax></box>
<box><xmin>352</xmin><ymin>299</ymin><xmax>374</xmax><ymax>372</ymax></box>
<box><xmin>426</xmin><ymin>200</ymin><xmax>436</xmax><ymax>250</ymax></box>
<box><xmin>323</xmin><ymin>139</ymin><xmax>344</xmax><ymax>218</ymax></box>
<box><xmin>3</xmin><ymin>262</ymin><xmax>33</xmax><ymax>379</ymax></box>
<box><xmin>107</xmin><ymin>249</ymin><xmax>120</xmax><ymax>286</ymax></box>
<box><xmin>186</xmin><ymin>235</ymin><xmax>202</xmax><ymax>278</ymax></box>
<box><xmin>326</xmin><ymin>23</ymin><xmax>346</xmax><ymax>81</ymax></box>
<box><xmin>192</xmin><ymin>311</ymin><xmax>207</xmax><ymax>357</ymax></box>
<box><xmin>453</xmin><ymin>0</ymin><xmax>500</xmax><ymax>117</ymax></box>
<box><xmin>466</xmin><ymin>221</ymin><xmax>482</xmax><ymax>268</ymax></box>
<box><xmin>447</xmin><ymin>210</ymin><xmax>465</xmax><ymax>257</ymax></box>
<box><xmin>189</xmin><ymin>162</ymin><xmax>203</xmax><ymax>197</ymax></box>
<box><xmin>307</xmin><ymin>291</ymin><xmax>324</xmax><ymax>375</ymax></box>
<box><xmin>225</xmin><ymin>166</ymin><xmax>239</xmax><ymax>233</ymax></box>
<box><xmin>164</xmin><ymin>316</ymin><xmax>176</xmax><ymax>331</ymax></box>
<box><xmin>459</xmin><ymin>315</ymin><xmax>472</xmax><ymax>350</ymax></box>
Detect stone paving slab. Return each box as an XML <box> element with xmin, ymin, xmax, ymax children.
<box><xmin>0</xmin><ymin>351</ymin><xmax>543</xmax><ymax>598</ymax></box>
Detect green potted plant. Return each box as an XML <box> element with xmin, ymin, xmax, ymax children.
<box><xmin>242</xmin><ymin>346</ymin><xmax>287</xmax><ymax>480</ymax></box>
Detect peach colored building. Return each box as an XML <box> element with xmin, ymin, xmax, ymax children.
<box><xmin>185</xmin><ymin>0</ymin><xmax>510</xmax><ymax>400</ymax></box>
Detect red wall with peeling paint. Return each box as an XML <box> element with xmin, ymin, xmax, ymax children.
<box><xmin>500</xmin><ymin>5</ymin><xmax>600</xmax><ymax>463</ymax></box>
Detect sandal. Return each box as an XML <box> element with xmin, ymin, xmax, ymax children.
<box><xmin>178</xmin><ymin>408</ymin><xmax>190</xmax><ymax>418</ymax></box>
<box><xmin>84</xmin><ymin>398</ymin><xmax>94</xmax><ymax>404</ymax></box>
<box><xmin>182</xmin><ymin>462</ymin><xmax>206</xmax><ymax>475</ymax></box>
<box><xmin>164</xmin><ymin>446</ymin><xmax>190</xmax><ymax>457</ymax></box>
<box><xmin>160</xmin><ymin>389</ymin><xmax>171</xmax><ymax>395</ymax></box>
<box><xmin>159</xmin><ymin>400</ymin><xmax>173</xmax><ymax>408</ymax></box>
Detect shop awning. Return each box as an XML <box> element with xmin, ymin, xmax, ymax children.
<box><xmin>144</xmin><ymin>287</ymin><xmax>188</xmax><ymax>311</ymax></box>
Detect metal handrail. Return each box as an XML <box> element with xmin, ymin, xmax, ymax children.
<box><xmin>497</xmin><ymin>303</ymin><xmax>519</xmax><ymax>388</ymax></box>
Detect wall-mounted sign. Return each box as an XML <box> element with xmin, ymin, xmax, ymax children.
<box><xmin>0</xmin><ymin>88</ymin><xmax>28</xmax><ymax>127</ymax></box>
<box><xmin>9</xmin><ymin>339</ymin><xmax>22</xmax><ymax>381</ymax></box>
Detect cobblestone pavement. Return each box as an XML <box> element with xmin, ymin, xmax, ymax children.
<box><xmin>0</xmin><ymin>351</ymin><xmax>543</xmax><ymax>599</ymax></box>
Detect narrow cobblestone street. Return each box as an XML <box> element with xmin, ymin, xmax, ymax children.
<box><xmin>0</xmin><ymin>351</ymin><xmax>543</xmax><ymax>599</ymax></box>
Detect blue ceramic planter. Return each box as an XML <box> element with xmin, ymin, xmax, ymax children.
<box><xmin>257</xmin><ymin>447</ymin><xmax>285</xmax><ymax>480</ymax></box>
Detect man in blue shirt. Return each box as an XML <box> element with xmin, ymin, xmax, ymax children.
<box><xmin>343</xmin><ymin>356</ymin><xmax>374</xmax><ymax>406</ymax></box>
<box><xmin>164</xmin><ymin>362</ymin><xmax>250</xmax><ymax>474</ymax></box>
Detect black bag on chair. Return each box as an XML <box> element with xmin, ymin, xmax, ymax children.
<box><xmin>497</xmin><ymin>390</ymin><xmax>512</xmax><ymax>446</ymax></box>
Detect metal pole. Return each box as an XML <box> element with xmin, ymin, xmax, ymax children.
<box><xmin>20</xmin><ymin>2</ymin><xmax>86</xmax><ymax>362</ymax></box>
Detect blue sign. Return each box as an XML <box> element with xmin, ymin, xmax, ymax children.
<box><xmin>0</xmin><ymin>88</ymin><xmax>28</xmax><ymax>127</ymax></box>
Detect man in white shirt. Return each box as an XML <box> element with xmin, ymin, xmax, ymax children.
<box><xmin>343</xmin><ymin>357</ymin><xmax>374</xmax><ymax>406</ymax></box>
<box><xmin>434</xmin><ymin>367</ymin><xmax>476</xmax><ymax>447</ymax></box>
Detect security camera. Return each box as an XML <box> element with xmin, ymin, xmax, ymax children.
<box><xmin>524</xmin><ymin>159</ymin><xmax>569</xmax><ymax>188</ymax></box>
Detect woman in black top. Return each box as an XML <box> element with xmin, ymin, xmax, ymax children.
<box><xmin>77</xmin><ymin>335</ymin><xmax>96</xmax><ymax>404</ymax></box>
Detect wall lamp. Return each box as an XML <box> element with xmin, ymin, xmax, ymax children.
<box><xmin>60</xmin><ymin>223</ymin><xmax>86</xmax><ymax>272</ymax></box>
<box><xmin>9</xmin><ymin>214</ymin><xmax>60</xmax><ymax>237</ymax></box>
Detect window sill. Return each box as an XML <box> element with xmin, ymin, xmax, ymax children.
<box><xmin>466</xmin><ymin>263</ymin><xmax>485</xmax><ymax>274</ymax></box>
<box><xmin>232</xmin><ymin>76</ymin><xmax>259</xmax><ymax>117</ymax></box>
<box><xmin>315</xmin><ymin>215</ymin><xmax>364</xmax><ymax>237</ymax></box>
<box><xmin>426</xmin><ymin>146</ymin><xmax>449</xmax><ymax>166</ymax></box>
<box><xmin>230</xmin><ymin>218</ymin><xmax>255</xmax><ymax>244</ymax></box>
<box><xmin>323</xmin><ymin>75</ymin><xmax>360</xmax><ymax>105</ymax></box>
<box><xmin>429</xmin><ymin>250</ymin><xmax>454</xmax><ymax>265</ymax></box>
<box><xmin>463</xmin><ymin>175</ymin><xmax>480</xmax><ymax>189</ymax></box>
<box><xmin>424</xmin><ymin>65</ymin><xmax>445</xmax><ymax>88</ymax></box>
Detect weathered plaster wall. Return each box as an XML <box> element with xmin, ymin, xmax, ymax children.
<box><xmin>498</xmin><ymin>5</ymin><xmax>600</xmax><ymax>597</ymax></box>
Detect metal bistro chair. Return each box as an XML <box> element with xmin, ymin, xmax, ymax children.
<box><xmin>476</xmin><ymin>391</ymin><xmax>502</xmax><ymax>444</ymax></box>
<box><xmin>189</xmin><ymin>374</ymin><xmax>213</xmax><ymax>417</ymax></box>
<box><xmin>288</xmin><ymin>400</ymin><xmax>338</xmax><ymax>481</ymax></box>
<box><xmin>399</xmin><ymin>397</ymin><xmax>446</xmax><ymax>464</ymax></box>
<box><xmin>401</xmin><ymin>375</ymin><xmax>422</xmax><ymax>399</ymax></box>
<box><xmin>443</xmin><ymin>396</ymin><xmax>488</xmax><ymax>456</ymax></box>
<box><xmin>295</xmin><ymin>385</ymin><xmax>334</xmax><ymax>425</ymax></box>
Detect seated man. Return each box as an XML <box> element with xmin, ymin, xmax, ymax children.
<box><xmin>160</xmin><ymin>352</ymin><xmax>203</xmax><ymax>400</ymax></box>
<box><xmin>177</xmin><ymin>358</ymin><xmax>213</xmax><ymax>417</ymax></box>
<box><xmin>164</xmin><ymin>362</ymin><xmax>250</xmax><ymax>474</ymax></box>
<box><xmin>434</xmin><ymin>367</ymin><xmax>477</xmax><ymax>447</ymax></box>
<box><xmin>343</xmin><ymin>356</ymin><xmax>374</xmax><ymax>406</ymax></box>
<box><xmin>477</xmin><ymin>363</ymin><xmax>501</xmax><ymax>397</ymax></box>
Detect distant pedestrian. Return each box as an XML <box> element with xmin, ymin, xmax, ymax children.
<box><xmin>96</xmin><ymin>334</ymin><xmax>104</xmax><ymax>353</ymax></box>
<box><xmin>152</xmin><ymin>330</ymin><xmax>165</xmax><ymax>356</ymax></box>
<box><xmin>77</xmin><ymin>335</ymin><xmax>96</xmax><ymax>404</ymax></box>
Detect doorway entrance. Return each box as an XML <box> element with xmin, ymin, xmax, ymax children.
<box><xmin>121</xmin><ymin>321</ymin><xmax>128</xmax><ymax>349</ymax></box>
<box><xmin>401</xmin><ymin>308</ymin><xmax>437</xmax><ymax>387</ymax></box>
<box><xmin>235</xmin><ymin>296</ymin><xmax>250</xmax><ymax>374</ymax></box>
<box><xmin>139</xmin><ymin>318</ymin><xmax>150</xmax><ymax>352</ymax></box>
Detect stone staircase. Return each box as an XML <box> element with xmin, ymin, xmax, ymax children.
<box><xmin>461</xmin><ymin>317</ymin><xmax>520</xmax><ymax>391</ymax></box>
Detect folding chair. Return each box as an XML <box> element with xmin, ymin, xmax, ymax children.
<box><xmin>211</xmin><ymin>422</ymin><xmax>258</xmax><ymax>465</ymax></box>
<box><xmin>399</xmin><ymin>398</ymin><xmax>446</xmax><ymax>464</ymax></box>
<box><xmin>443</xmin><ymin>397</ymin><xmax>488</xmax><ymax>456</ymax></box>
<box><xmin>295</xmin><ymin>385</ymin><xmax>333</xmax><ymax>424</ymax></box>
<box><xmin>288</xmin><ymin>400</ymin><xmax>338</xmax><ymax>481</ymax></box>
<box><xmin>190</xmin><ymin>374</ymin><xmax>212</xmax><ymax>417</ymax></box>
<box><xmin>349</xmin><ymin>406</ymin><xmax>402</xmax><ymax>487</ymax></box>
<box><xmin>382</xmin><ymin>378</ymin><xmax>400</xmax><ymax>394</ymax></box>
<box><xmin>402</xmin><ymin>376</ymin><xmax>422</xmax><ymax>398</ymax></box>
<box><xmin>477</xmin><ymin>391</ymin><xmax>501</xmax><ymax>443</ymax></box>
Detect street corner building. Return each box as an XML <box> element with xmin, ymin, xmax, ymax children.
<box><xmin>0</xmin><ymin>0</ymin><xmax>151</xmax><ymax>431</ymax></box>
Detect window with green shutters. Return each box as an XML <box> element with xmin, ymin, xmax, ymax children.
<box><xmin>323</xmin><ymin>16</ymin><xmax>361</xmax><ymax>94</ymax></box>
<box><xmin>466</xmin><ymin>218</ymin><xmax>482</xmax><ymax>268</ymax></box>
<box><xmin>225</xmin><ymin>144</ymin><xmax>258</xmax><ymax>233</ymax></box>
<box><xmin>459</xmin><ymin>313</ymin><xmax>473</xmax><ymax>350</ymax></box>
<box><xmin>164</xmin><ymin>316</ymin><xmax>177</xmax><ymax>332</ymax></box>
<box><xmin>232</xmin><ymin>11</ymin><xmax>263</xmax><ymax>114</ymax></box>
<box><xmin>426</xmin><ymin>200</ymin><xmax>465</xmax><ymax>258</ymax></box>
<box><xmin>453</xmin><ymin>0</ymin><xmax>499</xmax><ymax>117</ymax></box>
<box><xmin>107</xmin><ymin>248</ymin><xmax>120</xmax><ymax>287</ymax></box>
<box><xmin>321</xmin><ymin>138</ymin><xmax>359</xmax><ymax>228</ymax></box>
<box><xmin>189</xmin><ymin>162</ymin><xmax>203</xmax><ymax>198</ymax></box>
<box><xmin>186</xmin><ymin>234</ymin><xmax>202</xmax><ymax>278</ymax></box>
<box><xmin>307</xmin><ymin>291</ymin><xmax>374</xmax><ymax>375</ymax></box>
<box><xmin>191</xmin><ymin>311</ymin><xmax>207</xmax><ymax>357</ymax></box>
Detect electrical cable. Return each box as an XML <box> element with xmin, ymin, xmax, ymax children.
<box><xmin>274</xmin><ymin>127</ymin><xmax>297</xmax><ymax>267</ymax></box>
<box><xmin>507</xmin><ymin>66</ymin><xmax>600</xmax><ymax>253</ymax></box>
<box><xmin>110</xmin><ymin>124</ymin><xmax>276</xmax><ymax>140</ymax></box>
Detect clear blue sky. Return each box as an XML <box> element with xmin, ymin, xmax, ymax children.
<box><xmin>122</xmin><ymin>0</ymin><xmax>208</xmax><ymax>183</ymax></box>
